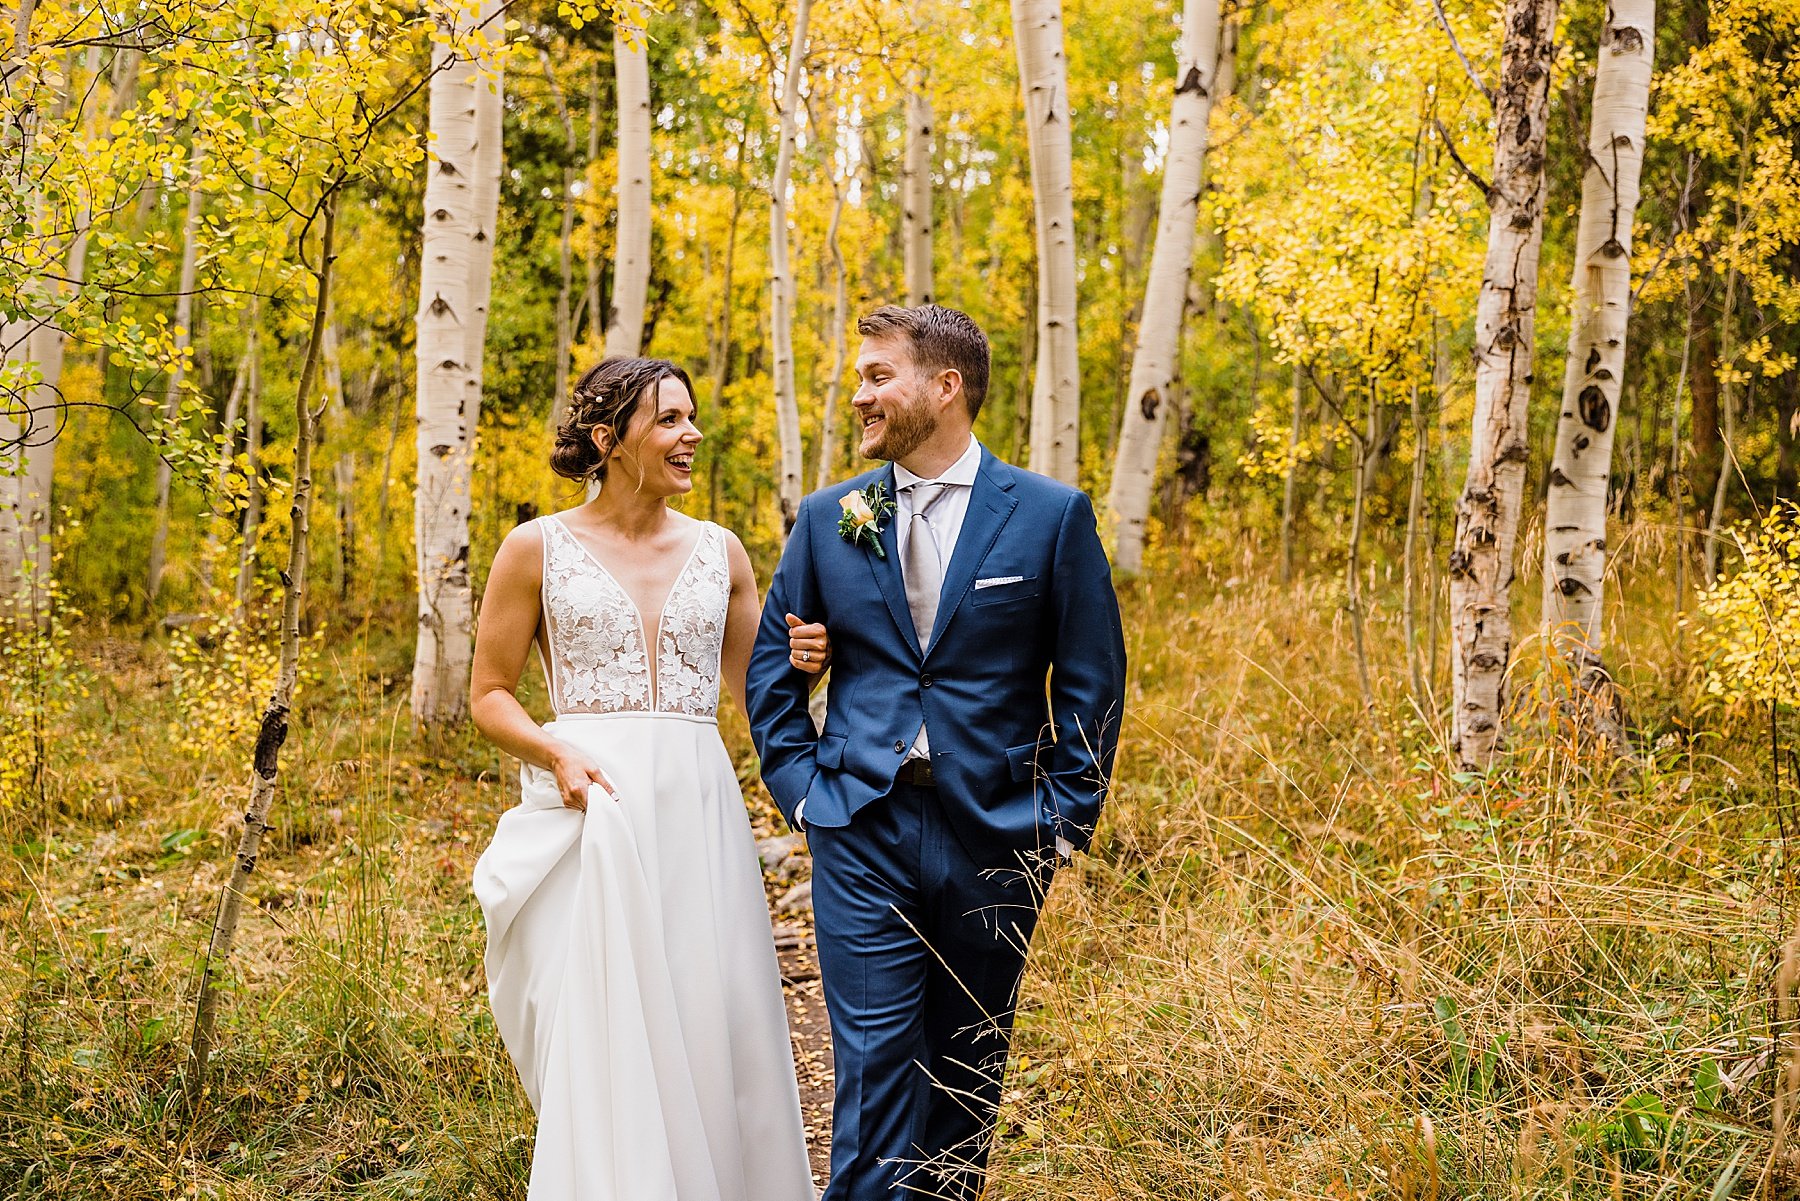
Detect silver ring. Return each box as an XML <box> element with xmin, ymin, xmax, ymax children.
<box><xmin>800</xmin><ymin>651</ymin><xmax>811</xmax><ymax>662</ymax></box>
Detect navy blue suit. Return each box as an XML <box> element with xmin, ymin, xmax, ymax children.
<box><xmin>748</xmin><ymin>446</ymin><xmax>1126</xmax><ymax>1199</ymax></box>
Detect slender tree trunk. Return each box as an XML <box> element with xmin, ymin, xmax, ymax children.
<box><xmin>1447</xmin><ymin>0</ymin><xmax>1559</xmax><ymax>769</ymax></box>
<box><xmin>1013</xmin><ymin>275</ymin><xmax>1037</xmax><ymax>462</ymax></box>
<box><xmin>324</xmin><ymin>321</ymin><xmax>357</xmax><ymax>603</ymax></box>
<box><xmin>1404</xmin><ymin>377</ymin><xmax>1430</xmax><ymax>698</ymax></box>
<box><xmin>608</xmin><ymin>27</ymin><xmax>652</xmax><ymax>357</ymax></box>
<box><xmin>413</xmin><ymin>0</ymin><xmax>502</xmax><ymax>728</ymax></box>
<box><xmin>583</xmin><ymin>58</ymin><xmax>603</xmax><ymax>349</ymax></box>
<box><xmin>187</xmin><ymin>191</ymin><xmax>337</xmax><ymax>1104</ymax></box>
<box><xmin>1105</xmin><ymin>0</ymin><xmax>1221</xmax><ymax>571</ymax></box>
<box><xmin>197</xmin><ymin>340</ymin><xmax>251</xmax><ymax>597</ymax></box>
<box><xmin>709</xmin><ymin>143</ymin><xmax>748</xmax><ymax>408</ymax></box>
<box><xmin>816</xmin><ymin>172</ymin><xmax>849</xmax><ymax>491</ymax></box>
<box><xmin>1013</xmin><ymin>0</ymin><xmax>1081</xmax><ymax>484</ymax></box>
<box><xmin>1703</xmin><ymin>292</ymin><xmax>1737</xmax><ymax>583</ymax></box>
<box><xmin>148</xmin><ymin>150</ymin><xmax>205</xmax><ymax>606</ymax></box>
<box><xmin>769</xmin><ymin>0</ymin><xmax>812</xmax><ymax>533</ymax></box>
<box><xmin>1541</xmin><ymin>0</ymin><xmax>1654</xmax><ymax>695</ymax></box>
<box><xmin>374</xmin><ymin>363</ymin><xmax>402</xmax><ymax>587</ymax></box>
<box><xmin>1670</xmin><ymin>270</ymin><xmax>1693</xmax><ymax>625</ymax></box>
<box><xmin>234</xmin><ymin>306</ymin><xmax>263</xmax><ymax>612</ymax></box>
<box><xmin>541</xmin><ymin>49</ymin><xmax>578</xmax><ymax>422</ymax></box>
<box><xmin>902</xmin><ymin>71</ymin><xmax>935</xmax><ymax>305</ymax></box>
<box><xmin>0</xmin><ymin>46</ymin><xmax>134</xmax><ymax>622</ymax></box>
<box><xmin>1347</xmin><ymin>385</ymin><xmax>1375</xmax><ymax>710</ymax></box>
<box><xmin>1280</xmin><ymin>359</ymin><xmax>1304</xmax><ymax>584</ymax></box>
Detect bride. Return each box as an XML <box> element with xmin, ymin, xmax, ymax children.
<box><xmin>469</xmin><ymin>357</ymin><xmax>821</xmax><ymax>1199</ymax></box>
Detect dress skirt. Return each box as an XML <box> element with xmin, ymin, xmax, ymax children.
<box><xmin>473</xmin><ymin>713</ymin><xmax>815</xmax><ymax>1200</ymax></box>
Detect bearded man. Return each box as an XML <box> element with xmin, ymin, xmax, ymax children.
<box><xmin>748</xmin><ymin>303</ymin><xmax>1127</xmax><ymax>1200</ymax></box>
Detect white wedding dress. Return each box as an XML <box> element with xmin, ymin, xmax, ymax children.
<box><xmin>472</xmin><ymin>515</ymin><xmax>815</xmax><ymax>1200</ymax></box>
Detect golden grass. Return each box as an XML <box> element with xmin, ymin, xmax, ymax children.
<box><xmin>0</xmin><ymin>524</ymin><xmax>1791</xmax><ymax>1199</ymax></box>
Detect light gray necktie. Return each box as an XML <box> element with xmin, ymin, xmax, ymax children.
<box><xmin>902</xmin><ymin>481</ymin><xmax>951</xmax><ymax>651</ymax></box>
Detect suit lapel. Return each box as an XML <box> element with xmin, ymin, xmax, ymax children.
<box><xmin>927</xmin><ymin>449</ymin><xmax>1018</xmax><ymax>659</ymax></box>
<box><xmin>858</xmin><ymin>464</ymin><xmax>923</xmax><ymax>659</ymax></box>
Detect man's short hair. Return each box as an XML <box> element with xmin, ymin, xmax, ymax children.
<box><xmin>856</xmin><ymin>304</ymin><xmax>991</xmax><ymax>419</ymax></box>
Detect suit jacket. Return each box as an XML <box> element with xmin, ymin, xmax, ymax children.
<box><xmin>747</xmin><ymin>445</ymin><xmax>1127</xmax><ymax>860</ymax></box>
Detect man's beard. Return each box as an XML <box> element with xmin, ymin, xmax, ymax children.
<box><xmin>860</xmin><ymin>388</ymin><xmax>937</xmax><ymax>462</ymax></box>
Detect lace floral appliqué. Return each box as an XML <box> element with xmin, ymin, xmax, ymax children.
<box><xmin>538</xmin><ymin>517</ymin><xmax>727</xmax><ymax>718</ymax></box>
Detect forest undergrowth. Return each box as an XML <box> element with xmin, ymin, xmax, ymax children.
<box><xmin>0</xmin><ymin>518</ymin><xmax>1792</xmax><ymax>1200</ymax></box>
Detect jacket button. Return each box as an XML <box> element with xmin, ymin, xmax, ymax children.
<box><xmin>894</xmin><ymin>740</ymin><xmax>906</xmax><ymax>754</ymax></box>
<box><xmin>920</xmin><ymin>674</ymin><xmax>933</xmax><ymax>688</ymax></box>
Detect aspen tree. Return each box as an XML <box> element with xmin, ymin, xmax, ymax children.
<box><xmin>1448</xmin><ymin>0</ymin><xmax>1559</xmax><ymax>767</ymax></box>
<box><xmin>1013</xmin><ymin>0</ymin><xmax>1081</xmax><ymax>484</ymax></box>
<box><xmin>1541</xmin><ymin>0</ymin><xmax>1654</xmax><ymax>696</ymax></box>
<box><xmin>1104</xmin><ymin>0</ymin><xmax>1222</xmax><ymax>571</ymax></box>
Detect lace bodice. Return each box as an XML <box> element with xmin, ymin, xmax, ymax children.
<box><xmin>537</xmin><ymin>515</ymin><xmax>730</xmax><ymax>718</ymax></box>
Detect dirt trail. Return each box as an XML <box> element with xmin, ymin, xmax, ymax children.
<box><xmin>779</xmin><ymin>935</ymin><xmax>834</xmax><ymax>1188</ymax></box>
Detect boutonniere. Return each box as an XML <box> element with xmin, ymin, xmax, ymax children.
<box><xmin>837</xmin><ymin>482</ymin><xmax>896</xmax><ymax>558</ymax></box>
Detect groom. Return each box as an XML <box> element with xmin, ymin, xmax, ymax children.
<box><xmin>748</xmin><ymin>304</ymin><xmax>1126</xmax><ymax>1200</ymax></box>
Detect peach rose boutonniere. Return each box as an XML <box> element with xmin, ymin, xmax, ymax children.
<box><xmin>837</xmin><ymin>482</ymin><xmax>896</xmax><ymax>558</ymax></box>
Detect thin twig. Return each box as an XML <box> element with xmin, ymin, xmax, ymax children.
<box><xmin>1433</xmin><ymin>117</ymin><xmax>1494</xmax><ymax>200</ymax></box>
<box><xmin>1429</xmin><ymin>0</ymin><xmax>1495</xmax><ymax>109</ymax></box>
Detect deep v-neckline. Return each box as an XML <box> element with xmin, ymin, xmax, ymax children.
<box><xmin>547</xmin><ymin>514</ymin><xmax>708</xmax><ymax>709</ymax></box>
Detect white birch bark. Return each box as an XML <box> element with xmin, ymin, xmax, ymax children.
<box><xmin>412</xmin><ymin>0</ymin><xmax>502</xmax><ymax>727</ymax></box>
<box><xmin>1541</xmin><ymin>0</ymin><xmax>1654</xmax><ymax>685</ymax></box>
<box><xmin>769</xmin><ymin>0</ymin><xmax>812</xmax><ymax>532</ymax></box>
<box><xmin>607</xmin><ymin>27</ymin><xmax>652</xmax><ymax>358</ymax></box>
<box><xmin>541</xmin><ymin>48</ymin><xmax>577</xmax><ymax>420</ymax></box>
<box><xmin>147</xmin><ymin>153</ymin><xmax>206</xmax><ymax>605</ymax></box>
<box><xmin>0</xmin><ymin>46</ymin><xmax>134</xmax><ymax>620</ymax></box>
<box><xmin>902</xmin><ymin>75</ymin><xmax>935</xmax><ymax>306</ymax></box>
<box><xmin>1448</xmin><ymin>0</ymin><xmax>1559</xmax><ymax>768</ymax></box>
<box><xmin>1103</xmin><ymin>0</ymin><xmax>1221</xmax><ymax>571</ymax></box>
<box><xmin>1013</xmin><ymin>0</ymin><xmax>1081</xmax><ymax>484</ymax></box>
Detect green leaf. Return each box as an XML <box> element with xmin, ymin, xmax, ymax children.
<box><xmin>1695</xmin><ymin>1055</ymin><xmax>1722</xmax><ymax>1110</ymax></box>
<box><xmin>1433</xmin><ymin>994</ymin><xmax>1468</xmax><ymax>1093</ymax></box>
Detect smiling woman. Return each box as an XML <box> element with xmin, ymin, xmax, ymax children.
<box><xmin>462</xmin><ymin>354</ymin><xmax>819</xmax><ymax>1198</ymax></box>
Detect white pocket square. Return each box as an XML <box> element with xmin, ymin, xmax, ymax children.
<box><xmin>974</xmin><ymin>576</ymin><xmax>1025</xmax><ymax>589</ymax></box>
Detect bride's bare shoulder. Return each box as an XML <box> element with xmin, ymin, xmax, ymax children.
<box><xmin>489</xmin><ymin>516</ymin><xmax>547</xmax><ymax>580</ymax></box>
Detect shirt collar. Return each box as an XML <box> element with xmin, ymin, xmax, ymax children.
<box><xmin>894</xmin><ymin>436</ymin><xmax>981</xmax><ymax>491</ymax></box>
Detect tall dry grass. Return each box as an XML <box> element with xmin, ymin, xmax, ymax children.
<box><xmin>0</xmin><ymin>520</ymin><xmax>1790</xmax><ymax>1198</ymax></box>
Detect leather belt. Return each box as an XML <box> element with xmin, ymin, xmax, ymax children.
<box><xmin>894</xmin><ymin>758</ymin><xmax>937</xmax><ymax>788</ymax></box>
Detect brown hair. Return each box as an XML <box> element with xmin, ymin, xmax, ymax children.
<box><xmin>855</xmin><ymin>304</ymin><xmax>991</xmax><ymax>419</ymax></box>
<box><xmin>551</xmin><ymin>357</ymin><xmax>695</xmax><ymax>483</ymax></box>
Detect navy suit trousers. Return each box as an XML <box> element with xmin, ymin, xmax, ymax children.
<box><xmin>809</xmin><ymin>782</ymin><xmax>1056</xmax><ymax>1201</ymax></box>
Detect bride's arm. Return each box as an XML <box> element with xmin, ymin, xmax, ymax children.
<box><xmin>722</xmin><ymin>531</ymin><xmax>832</xmax><ymax>722</ymax></box>
<box><xmin>470</xmin><ymin>523</ymin><xmax>618</xmax><ymax>811</ymax></box>
<box><xmin>720</xmin><ymin>531</ymin><xmax>763</xmax><ymax>722</ymax></box>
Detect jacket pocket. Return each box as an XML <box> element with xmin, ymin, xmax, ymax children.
<box><xmin>970</xmin><ymin>574</ymin><xmax>1040</xmax><ymax>607</ymax></box>
<box><xmin>1005</xmin><ymin>740</ymin><xmax>1041</xmax><ymax>783</ymax></box>
<box><xmin>815</xmin><ymin>733</ymin><xmax>847</xmax><ymax>768</ymax></box>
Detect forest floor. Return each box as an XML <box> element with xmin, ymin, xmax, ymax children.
<box><xmin>0</xmin><ymin>527</ymin><xmax>1794</xmax><ymax>1199</ymax></box>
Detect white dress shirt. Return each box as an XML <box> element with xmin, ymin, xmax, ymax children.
<box><xmin>895</xmin><ymin>436</ymin><xmax>981</xmax><ymax>763</ymax></box>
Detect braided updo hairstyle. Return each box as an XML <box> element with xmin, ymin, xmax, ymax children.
<box><xmin>550</xmin><ymin>356</ymin><xmax>697</xmax><ymax>484</ymax></box>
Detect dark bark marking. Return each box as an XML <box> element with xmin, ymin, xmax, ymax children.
<box><xmin>1139</xmin><ymin>386</ymin><xmax>1160</xmax><ymax>421</ymax></box>
<box><xmin>252</xmin><ymin>707</ymin><xmax>289</xmax><ymax>780</ymax></box>
<box><xmin>1175</xmin><ymin>64</ymin><xmax>1207</xmax><ymax>97</ymax></box>
<box><xmin>1579</xmin><ymin>384</ymin><xmax>1611</xmax><ymax>432</ymax></box>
